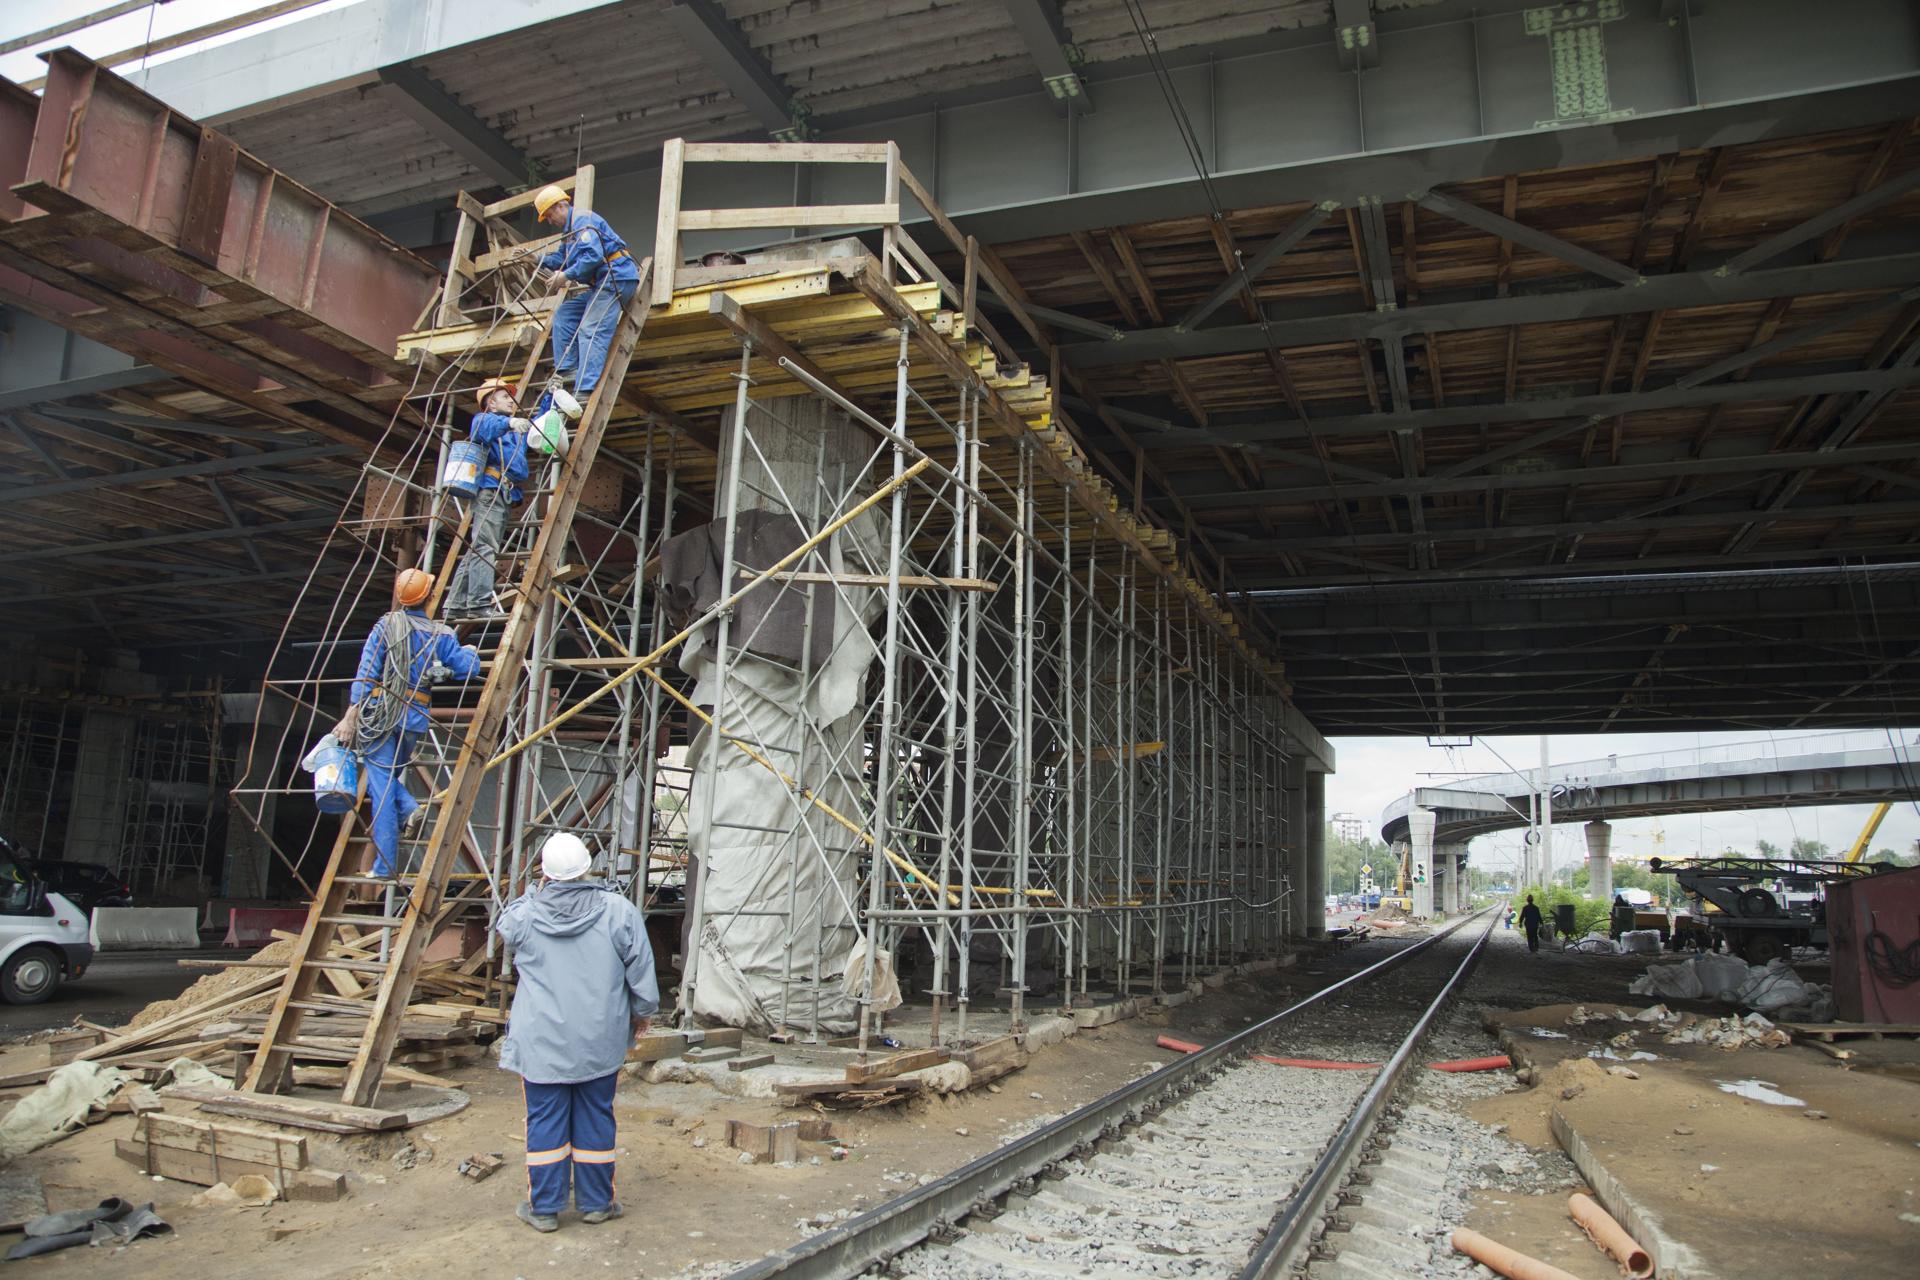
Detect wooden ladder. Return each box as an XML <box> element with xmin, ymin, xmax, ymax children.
<box><xmin>245</xmin><ymin>262</ymin><xmax>654</xmax><ymax>1107</ymax></box>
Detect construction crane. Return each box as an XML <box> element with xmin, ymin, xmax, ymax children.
<box><xmin>1844</xmin><ymin>801</ymin><xmax>1893</xmax><ymax>863</ymax></box>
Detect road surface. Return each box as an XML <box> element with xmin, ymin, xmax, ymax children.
<box><xmin>0</xmin><ymin>949</ymin><xmax>243</xmax><ymax>1037</ymax></box>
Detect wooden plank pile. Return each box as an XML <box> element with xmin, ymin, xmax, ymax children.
<box><xmin>114</xmin><ymin>1113</ymin><xmax>347</xmax><ymax>1201</ymax></box>
<box><xmin>0</xmin><ymin>932</ymin><xmax>507</xmax><ymax>1092</ymax></box>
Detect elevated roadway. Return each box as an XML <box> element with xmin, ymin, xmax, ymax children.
<box><xmin>1380</xmin><ymin>729</ymin><xmax>1920</xmax><ymax>909</ymax></box>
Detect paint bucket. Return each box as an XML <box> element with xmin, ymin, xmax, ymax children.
<box><xmin>309</xmin><ymin>741</ymin><xmax>359</xmax><ymax>814</ymax></box>
<box><xmin>443</xmin><ymin>440</ymin><xmax>486</xmax><ymax>497</ymax></box>
<box><xmin>531</xmin><ymin>409</ymin><xmax>570</xmax><ymax>456</ymax></box>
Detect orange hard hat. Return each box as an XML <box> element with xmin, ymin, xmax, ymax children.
<box><xmin>395</xmin><ymin>568</ymin><xmax>434</xmax><ymax>606</ymax></box>
<box><xmin>532</xmin><ymin>185</ymin><xmax>569</xmax><ymax>218</ymax></box>
<box><xmin>473</xmin><ymin>377</ymin><xmax>518</xmax><ymax>409</ymax></box>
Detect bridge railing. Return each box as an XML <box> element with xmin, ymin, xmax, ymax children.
<box><xmin>1426</xmin><ymin>728</ymin><xmax>1920</xmax><ymax>798</ymax></box>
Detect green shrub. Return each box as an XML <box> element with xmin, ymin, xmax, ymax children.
<box><xmin>1513</xmin><ymin>883</ymin><xmax>1610</xmax><ymax>936</ymax></box>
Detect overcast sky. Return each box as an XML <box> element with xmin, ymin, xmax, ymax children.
<box><xmin>1</xmin><ymin>1</ymin><xmax>357</xmax><ymax>86</ymax></box>
<box><xmin>1328</xmin><ymin>730</ymin><xmax>1920</xmax><ymax>880</ymax></box>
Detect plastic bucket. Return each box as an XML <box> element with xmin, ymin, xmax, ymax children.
<box><xmin>443</xmin><ymin>440</ymin><xmax>486</xmax><ymax>497</ymax></box>
<box><xmin>549</xmin><ymin>386</ymin><xmax>583</xmax><ymax>420</ymax></box>
<box><xmin>531</xmin><ymin>409</ymin><xmax>570</xmax><ymax>456</ymax></box>
<box><xmin>309</xmin><ymin>741</ymin><xmax>359</xmax><ymax>813</ymax></box>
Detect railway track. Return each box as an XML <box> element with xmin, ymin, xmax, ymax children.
<box><xmin>730</xmin><ymin>909</ymin><xmax>1501</xmax><ymax>1280</ymax></box>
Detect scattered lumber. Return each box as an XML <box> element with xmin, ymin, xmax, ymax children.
<box><xmin>845</xmin><ymin>1046</ymin><xmax>950</xmax><ymax>1084</ymax></box>
<box><xmin>162</xmin><ymin>1084</ymin><xmax>407</xmax><ymax>1133</ymax></box>
<box><xmin>117</xmin><ymin>1113</ymin><xmax>346</xmax><ymax>1201</ymax></box>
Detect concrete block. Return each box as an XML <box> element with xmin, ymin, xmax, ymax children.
<box><xmin>1071</xmin><ymin>997</ymin><xmax>1139</xmax><ymax>1029</ymax></box>
<box><xmin>89</xmin><ymin>907</ymin><xmax>199</xmax><ymax>950</ymax></box>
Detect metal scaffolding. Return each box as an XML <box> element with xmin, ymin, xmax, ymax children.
<box><xmin>235</xmin><ymin>143</ymin><xmax>1309</xmax><ymax>1083</ymax></box>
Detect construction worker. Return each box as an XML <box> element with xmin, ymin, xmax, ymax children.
<box><xmin>496</xmin><ymin>832</ymin><xmax>658</xmax><ymax>1233</ymax></box>
<box><xmin>349</xmin><ymin>568</ymin><xmax>481</xmax><ymax>880</ymax></box>
<box><xmin>444</xmin><ymin>378</ymin><xmax>530</xmax><ymax>620</ymax></box>
<box><xmin>530</xmin><ymin>185</ymin><xmax>639</xmax><ymax>409</ymax></box>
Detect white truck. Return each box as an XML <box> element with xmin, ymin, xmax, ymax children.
<box><xmin>0</xmin><ymin>844</ymin><xmax>93</xmax><ymax>1004</ymax></box>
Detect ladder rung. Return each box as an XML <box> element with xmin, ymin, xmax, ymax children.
<box><xmin>319</xmin><ymin>914</ymin><xmax>406</xmax><ymax>927</ymax></box>
<box><xmin>304</xmin><ymin>957</ymin><xmax>390</xmax><ymax>974</ymax></box>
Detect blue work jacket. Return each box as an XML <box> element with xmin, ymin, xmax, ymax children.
<box><xmin>496</xmin><ymin>880</ymin><xmax>660</xmax><ymax>1084</ymax></box>
<box><xmin>469</xmin><ymin>411</ymin><xmax>529</xmax><ymax>504</ymax></box>
<box><xmin>538</xmin><ymin>209</ymin><xmax>640</xmax><ymax>290</ymax></box>
<box><xmin>351</xmin><ymin>607</ymin><xmax>481</xmax><ymax>734</ymax></box>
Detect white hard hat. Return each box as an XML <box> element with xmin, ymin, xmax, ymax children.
<box><xmin>541</xmin><ymin>832</ymin><xmax>592</xmax><ymax>881</ymax></box>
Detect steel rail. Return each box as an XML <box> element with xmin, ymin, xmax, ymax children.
<box><xmin>726</xmin><ymin>907</ymin><xmax>1497</xmax><ymax>1279</ymax></box>
<box><xmin>1239</xmin><ymin>907</ymin><xmax>1500</xmax><ymax>1277</ymax></box>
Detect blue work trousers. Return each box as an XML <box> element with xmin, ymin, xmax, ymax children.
<box><xmin>523</xmin><ymin>1072</ymin><xmax>619</xmax><ymax>1215</ymax></box>
<box><xmin>549</xmin><ymin>275</ymin><xmax>636</xmax><ymax>398</ymax></box>
<box><xmin>362</xmin><ymin>728</ymin><xmax>422</xmax><ymax>876</ymax></box>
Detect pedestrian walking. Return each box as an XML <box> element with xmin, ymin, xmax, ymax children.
<box><xmin>1518</xmin><ymin>895</ymin><xmax>1544</xmax><ymax>953</ymax></box>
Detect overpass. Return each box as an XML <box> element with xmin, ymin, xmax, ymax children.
<box><xmin>1380</xmin><ymin>729</ymin><xmax>1920</xmax><ymax>912</ymax></box>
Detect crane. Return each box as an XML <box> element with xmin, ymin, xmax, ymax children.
<box><xmin>1844</xmin><ymin>801</ymin><xmax>1892</xmax><ymax>863</ymax></box>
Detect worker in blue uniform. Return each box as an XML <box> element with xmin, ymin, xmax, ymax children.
<box><xmin>531</xmin><ymin>185</ymin><xmax>639</xmax><ymax>408</ymax></box>
<box><xmin>445</xmin><ymin>377</ymin><xmax>530</xmax><ymax>620</ymax></box>
<box><xmin>350</xmin><ymin>568</ymin><xmax>481</xmax><ymax>880</ymax></box>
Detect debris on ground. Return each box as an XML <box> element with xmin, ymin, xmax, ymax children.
<box><xmin>0</xmin><ymin>1061</ymin><xmax>130</xmax><ymax>1162</ymax></box>
<box><xmin>190</xmin><ymin>1175</ymin><xmax>280</xmax><ymax>1209</ymax></box>
<box><xmin>458</xmin><ymin>1152</ymin><xmax>504</xmax><ymax>1181</ymax></box>
<box><xmin>3</xmin><ymin>1197</ymin><xmax>170</xmax><ymax>1261</ymax></box>
<box><xmin>1628</xmin><ymin>953</ymin><xmax>1832</xmax><ymax>1020</ymax></box>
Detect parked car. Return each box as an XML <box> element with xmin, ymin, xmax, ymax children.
<box><xmin>0</xmin><ymin>841</ymin><xmax>93</xmax><ymax>1004</ymax></box>
<box><xmin>0</xmin><ymin>836</ymin><xmax>132</xmax><ymax>915</ymax></box>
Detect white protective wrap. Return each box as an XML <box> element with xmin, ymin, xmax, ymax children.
<box><xmin>681</xmin><ymin>513</ymin><xmax>883</xmax><ymax>1033</ymax></box>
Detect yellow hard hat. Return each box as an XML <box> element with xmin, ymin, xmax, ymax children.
<box><xmin>473</xmin><ymin>377</ymin><xmax>518</xmax><ymax>409</ymax></box>
<box><xmin>395</xmin><ymin>568</ymin><xmax>434</xmax><ymax>607</ymax></box>
<box><xmin>532</xmin><ymin>185</ymin><xmax>569</xmax><ymax>218</ymax></box>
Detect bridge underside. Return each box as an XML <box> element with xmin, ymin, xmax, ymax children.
<box><xmin>0</xmin><ymin>0</ymin><xmax>1918</xmax><ymax>742</ymax></box>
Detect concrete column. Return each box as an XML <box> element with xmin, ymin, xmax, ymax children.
<box><xmin>1437</xmin><ymin>842</ymin><xmax>1469</xmax><ymax>912</ymax></box>
<box><xmin>1303</xmin><ymin>768</ymin><xmax>1327</xmax><ymax>938</ymax></box>
<box><xmin>1285</xmin><ymin>756</ymin><xmax>1311</xmax><ymax>938</ymax></box>
<box><xmin>1585</xmin><ymin>820</ymin><xmax>1613</xmax><ymax>901</ymax></box>
<box><xmin>1409</xmin><ymin>807</ymin><xmax>1435</xmax><ymax>917</ymax></box>
<box><xmin>64</xmin><ymin>709</ymin><xmax>132</xmax><ymax>866</ymax></box>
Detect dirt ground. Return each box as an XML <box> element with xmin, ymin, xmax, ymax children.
<box><xmin>10</xmin><ymin>928</ymin><xmax>1917</xmax><ymax>1278</ymax></box>
<box><xmin>1466</xmin><ymin>948</ymin><xmax>1920</xmax><ymax>1279</ymax></box>
<box><xmin>0</xmin><ymin>958</ymin><xmax>1338</xmax><ymax>1279</ymax></box>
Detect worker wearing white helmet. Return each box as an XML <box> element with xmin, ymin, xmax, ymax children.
<box><xmin>528</xmin><ymin>184</ymin><xmax>639</xmax><ymax>413</ymax></box>
<box><xmin>494</xmin><ymin>831</ymin><xmax>658</xmax><ymax>1233</ymax></box>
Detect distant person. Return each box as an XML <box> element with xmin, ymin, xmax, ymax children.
<box><xmin>496</xmin><ymin>832</ymin><xmax>659</xmax><ymax>1233</ymax></box>
<box><xmin>1610</xmin><ymin>893</ymin><xmax>1634</xmax><ymax>940</ymax></box>
<box><xmin>1504</xmin><ymin>904</ymin><xmax>1516</xmax><ymax>930</ymax></box>
<box><xmin>1518</xmin><ymin>895</ymin><xmax>1544</xmax><ymax>953</ymax></box>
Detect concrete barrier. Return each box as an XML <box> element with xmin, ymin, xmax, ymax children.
<box><xmin>89</xmin><ymin>907</ymin><xmax>201</xmax><ymax>950</ymax></box>
<box><xmin>222</xmin><ymin>907</ymin><xmax>311</xmax><ymax>948</ymax></box>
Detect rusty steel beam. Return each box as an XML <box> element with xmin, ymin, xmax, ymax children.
<box><xmin>0</xmin><ymin>50</ymin><xmax>441</xmax><ymax>419</ymax></box>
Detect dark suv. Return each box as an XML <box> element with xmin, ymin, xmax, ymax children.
<box><xmin>0</xmin><ymin>838</ymin><xmax>132</xmax><ymax>915</ymax></box>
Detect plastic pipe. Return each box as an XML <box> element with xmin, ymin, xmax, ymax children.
<box><xmin>1253</xmin><ymin>1055</ymin><xmax>1379</xmax><ymax>1070</ymax></box>
<box><xmin>1156</xmin><ymin>1035</ymin><xmax>1203</xmax><ymax>1054</ymax></box>
<box><xmin>1450</xmin><ymin>1228</ymin><xmax>1584</xmax><ymax>1280</ymax></box>
<box><xmin>1568</xmin><ymin>1193</ymin><xmax>1653</xmax><ymax>1278</ymax></box>
<box><xmin>1427</xmin><ymin>1054</ymin><xmax>1512</xmax><ymax>1073</ymax></box>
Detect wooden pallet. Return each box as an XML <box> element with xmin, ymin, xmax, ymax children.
<box><xmin>1783</xmin><ymin>1022</ymin><xmax>1920</xmax><ymax>1042</ymax></box>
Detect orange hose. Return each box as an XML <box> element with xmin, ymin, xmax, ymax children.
<box><xmin>1155</xmin><ymin>1035</ymin><xmax>1203</xmax><ymax>1054</ymax></box>
<box><xmin>1254</xmin><ymin>1055</ymin><xmax>1379</xmax><ymax>1070</ymax></box>
<box><xmin>1568</xmin><ymin>1193</ymin><xmax>1652</xmax><ymax>1278</ymax></box>
<box><xmin>1450</xmin><ymin>1228</ymin><xmax>1584</xmax><ymax>1280</ymax></box>
<box><xmin>1428</xmin><ymin>1054</ymin><xmax>1512</xmax><ymax>1072</ymax></box>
